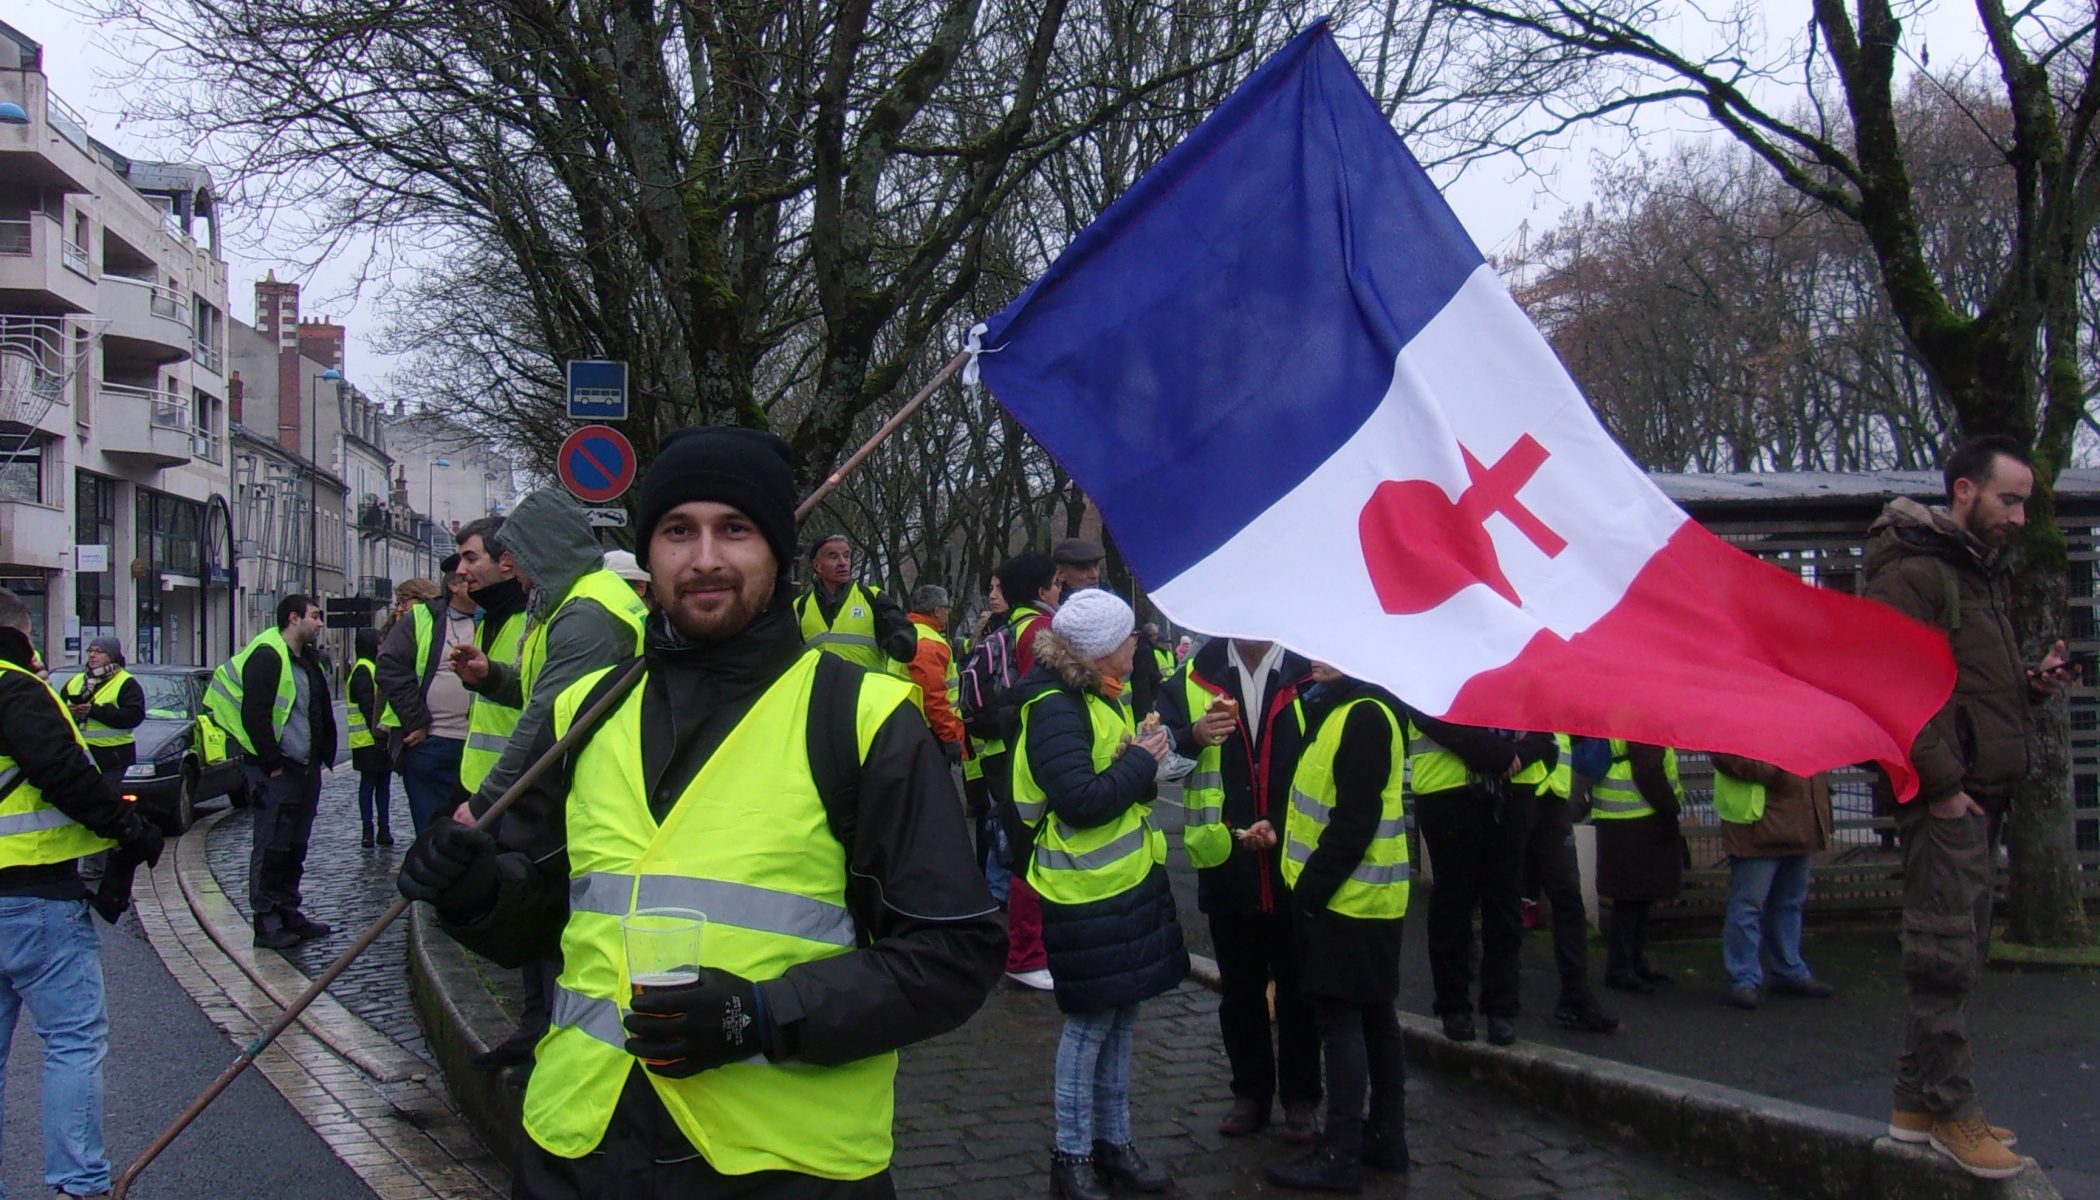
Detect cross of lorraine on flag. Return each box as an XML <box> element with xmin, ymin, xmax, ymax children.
<box><xmin>967</xmin><ymin>22</ymin><xmax>1954</xmax><ymax>795</ymax></box>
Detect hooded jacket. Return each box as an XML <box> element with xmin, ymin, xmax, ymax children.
<box><xmin>1862</xmin><ymin>498</ymin><xmax>2034</xmax><ymax>805</ymax></box>
<box><xmin>1711</xmin><ymin>754</ymin><xmax>1832</xmax><ymax>858</ymax></box>
<box><xmin>465</xmin><ymin>490</ymin><xmax>641</xmax><ymax>811</ymax></box>
<box><xmin>1018</xmin><ymin>629</ymin><xmax>1188</xmax><ymax>1013</ymax></box>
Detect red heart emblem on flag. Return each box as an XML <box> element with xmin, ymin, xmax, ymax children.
<box><xmin>1359</xmin><ymin>436</ymin><xmax>1567</xmax><ymax>615</ymax></box>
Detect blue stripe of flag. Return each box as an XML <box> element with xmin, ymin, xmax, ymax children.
<box><xmin>975</xmin><ymin>23</ymin><xmax>1485</xmax><ymax>585</ymax></box>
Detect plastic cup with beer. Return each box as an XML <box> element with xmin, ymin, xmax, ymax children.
<box><xmin>622</xmin><ymin>907</ymin><xmax>707</xmax><ymax>1014</ymax></box>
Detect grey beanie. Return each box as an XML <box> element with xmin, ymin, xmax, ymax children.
<box><xmin>88</xmin><ymin>636</ymin><xmax>124</xmax><ymax>667</ymax></box>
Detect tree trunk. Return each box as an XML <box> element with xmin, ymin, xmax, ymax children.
<box><xmin>2004</xmin><ymin>509</ymin><xmax>2088</xmax><ymax>945</ymax></box>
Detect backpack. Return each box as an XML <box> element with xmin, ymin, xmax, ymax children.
<box><xmin>1569</xmin><ymin>735</ymin><xmax>1613</xmax><ymax>780</ymax></box>
<box><xmin>956</xmin><ymin>620</ymin><xmax>1022</xmax><ymax>742</ymax></box>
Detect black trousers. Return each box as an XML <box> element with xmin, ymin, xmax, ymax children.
<box><xmin>1525</xmin><ymin>796</ymin><xmax>1593</xmax><ymax>1003</ymax></box>
<box><xmin>1312</xmin><ymin>997</ymin><xmax>1404</xmax><ymax>1137</ymax></box>
<box><xmin>1414</xmin><ymin>785</ymin><xmax>1532</xmax><ymax>1018</ymax></box>
<box><xmin>1208</xmin><ymin>911</ymin><xmax>1321</xmax><ymax>1108</ymax></box>
<box><xmin>246</xmin><ymin>763</ymin><xmax>323</xmax><ymax>927</ymax></box>
<box><xmin>1605</xmin><ymin>900</ymin><xmax>1653</xmax><ymax>979</ymax></box>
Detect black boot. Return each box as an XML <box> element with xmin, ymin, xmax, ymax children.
<box><xmin>1050</xmin><ymin>1151</ymin><xmax>1112</xmax><ymax>1200</ymax></box>
<box><xmin>1092</xmin><ymin>1140</ymin><xmax>1170</xmax><ymax>1193</ymax></box>
<box><xmin>375</xmin><ymin>827</ymin><xmax>395</xmax><ymax>847</ymax></box>
<box><xmin>1361</xmin><ymin>1105</ymin><xmax>1409</xmax><ymax>1172</ymax></box>
<box><xmin>1265</xmin><ymin>1121</ymin><xmax>1364</xmax><ymax>1194</ymax></box>
<box><xmin>360</xmin><ymin>826</ymin><xmax>375</xmax><ymax>848</ymax></box>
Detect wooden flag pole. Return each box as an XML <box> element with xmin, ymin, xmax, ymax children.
<box><xmin>111</xmin><ymin>349</ymin><xmax>964</xmax><ymax>1198</ymax></box>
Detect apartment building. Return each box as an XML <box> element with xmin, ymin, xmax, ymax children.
<box><xmin>384</xmin><ymin>404</ymin><xmax>523</xmax><ymax>561</ymax></box>
<box><xmin>0</xmin><ymin>19</ymin><xmax>235</xmax><ymax>667</ymax></box>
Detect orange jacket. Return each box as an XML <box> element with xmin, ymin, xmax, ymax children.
<box><xmin>906</xmin><ymin>611</ymin><xmax>965</xmax><ymax>745</ymax></box>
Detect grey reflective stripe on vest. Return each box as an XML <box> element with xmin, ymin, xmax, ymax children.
<box><xmin>1183</xmin><ymin>771</ymin><xmax>1223</xmax><ymax>793</ymax></box>
<box><xmin>568</xmin><ymin>871</ymin><xmax>857</xmax><ymax>947</ymax></box>
<box><xmin>550</xmin><ymin>985</ymin><xmax>627</xmax><ymax>1049</ymax></box>
<box><xmin>0</xmin><ymin>807</ymin><xmax>82</xmax><ymax>837</ymax></box>
<box><xmin>1589</xmin><ymin>781</ymin><xmax>1648</xmax><ymax>813</ymax></box>
<box><xmin>1289</xmin><ymin>788</ymin><xmax>1404</xmax><ymax>838</ymax></box>
<box><xmin>208</xmin><ymin>674</ymin><xmax>240</xmax><ymax>710</ymax></box>
<box><xmin>1014</xmin><ymin>795</ymin><xmax>1046</xmax><ymax>825</ymax></box>
<box><xmin>0</xmin><ymin>766</ymin><xmax>22</xmax><ymax>802</ymax></box>
<box><xmin>1032</xmin><ymin>823</ymin><xmax>1148</xmax><ymax>874</ymax></box>
<box><xmin>1409</xmin><ymin>729</ymin><xmax>1448</xmax><ymax>754</ymax></box>
<box><xmin>1283</xmin><ymin>838</ymin><xmax>1410</xmax><ymax>884</ymax></box>
<box><xmin>465</xmin><ymin>731</ymin><xmax>509</xmax><ymax>754</ymax></box>
<box><xmin>1182</xmin><ymin>802</ymin><xmax>1222</xmax><ymax>825</ymax></box>
<box><xmin>807</xmin><ymin>632</ymin><xmax>881</xmax><ymax>651</ymax></box>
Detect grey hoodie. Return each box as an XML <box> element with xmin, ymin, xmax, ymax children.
<box><xmin>467</xmin><ymin>488</ymin><xmax>641</xmax><ymax>810</ymax></box>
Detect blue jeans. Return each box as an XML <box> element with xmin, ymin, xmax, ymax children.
<box><xmin>358</xmin><ymin>769</ymin><xmax>393</xmax><ymax>835</ymax></box>
<box><xmin>1724</xmin><ymin>853</ymin><xmax>1813</xmax><ymax>989</ymax></box>
<box><xmin>1053</xmin><ymin>1003</ymin><xmax>1138</xmax><ymax>1155</ymax></box>
<box><xmin>397</xmin><ymin>736</ymin><xmax>467</xmax><ymax>835</ymax></box>
<box><xmin>0</xmin><ymin>896</ymin><xmax>110</xmax><ymax>1198</ymax></box>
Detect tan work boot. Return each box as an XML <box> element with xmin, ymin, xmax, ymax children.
<box><xmin>1889</xmin><ymin>1109</ymin><xmax>2016</xmax><ymax>1147</ymax></box>
<box><xmin>1926</xmin><ymin>1115</ymin><xmax>2024</xmax><ymax>1179</ymax></box>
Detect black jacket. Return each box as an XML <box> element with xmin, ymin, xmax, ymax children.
<box><xmin>375</xmin><ymin>598</ymin><xmax>461</xmax><ymax>738</ymax></box>
<box><xmin>1157</xmin><ymin>639</ymin><xmax>1314</xmax><ymax>915</ymax></box>
<box><xmin>1017</xmin><ymin>637</ymin><xmax>1189</xmax><ymax>1014</ymax></box>
<box><xmin>437</xmin><ymin>604</ymin><xmax>1003</xmax><ymax>1133</ymax></box>
<box><xmin>1397</xmin><ymin>710</ymin><xmax>1557</xmax><ymax>799</ymax></box>
<box><xmin>347</xmin><ymin>660</ymin><xmax>389</xmax><ymax>775</ymax></box>
<box><xmin>0</xmin><ymin>628</ymin><xmax>156</xmax><ymax>899</ymax></box>
<box><xmin>240</xmin><ymin>636</ymin><xmax>337</xmax><ymax>773</ymax></box>
<box><xmin>1290</xmin><ymin>676</ymin><xmax>1408</xmax><ymax>1002</ymax></box>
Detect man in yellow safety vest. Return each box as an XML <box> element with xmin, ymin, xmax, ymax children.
<box><xmin>399</xmin><ymin>427</ymin><xmax>1001</xmax><ymax>1197</ymax></box>
<box><xmin>0</xmin><ymin>588</ymin><xmax>163</xmax><ymax>1200</ymax></box>
<box><xmin>60</xmin><ymin>636</ymin><xmax>144</xmax><ymax>780</ymax></box>
<box><xmin>795</xmin><ymin>534</ymin><xmax>916</xmax><ymax>675</ymax></box>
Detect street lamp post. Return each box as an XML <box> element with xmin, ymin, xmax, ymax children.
<box><xmin>308</xmin><ymin>367</ymin><xmax>342</xmax><ymax>596</ymax></box>
<box><xmin>426</xmin><ymin>456</ymin><xmax>449</xmax><ymax>578</ymax></box>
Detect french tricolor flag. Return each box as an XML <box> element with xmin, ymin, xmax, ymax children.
<box><xmin>968</xmin><ymin>23</ymin><xmax>1953</xmax><ymax>794</ymax></box>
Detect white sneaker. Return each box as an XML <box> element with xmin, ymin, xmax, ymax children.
<box><xmin>1005</xmin><ymin>968</ymin><xmax>1055</xmax><ymax>991</ymax></box>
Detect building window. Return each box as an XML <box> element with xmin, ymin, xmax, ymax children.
<box><xmin>0</xmin><ymin>575</ymin><xmax>47</xmax><ymax>651</ymax></box>
<box><xmin>0</xmin><ymin>435</ymin><xmax>46</xmax><ymax>504</ymax></box>
<box><xmin>76</xmin><ymin>471</ymin><xmax>117</xmax><ymax>645</ymax></box>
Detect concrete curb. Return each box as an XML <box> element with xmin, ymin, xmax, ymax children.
<box><xmin>406</xmin><ymin>902</ymin><xmax>525</xmax><ymax>1167</ymax></box>
<box><xmin>1185</xmin><ymin>953</ymin><xmax>2058</xmax><ymax>1200</ymax></box>
<box><xmin>175</xmin><ymin>808</ymin><xmax>427</xmax><ymax>1083</ymax></box>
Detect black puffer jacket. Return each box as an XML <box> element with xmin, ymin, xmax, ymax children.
<box><xmin>1018</xmin><ymin>630</ymin><xmax>1188</xmax><ymax>1014</ymax></box>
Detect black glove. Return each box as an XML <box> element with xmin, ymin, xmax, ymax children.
<box><xmin>941</xmin><ymin>738</ymin><xmax>964</xmax><ymax>767</ymax></box>
<box><xmin>397</xmin><ymin>818</ymin><xmax>499</xmax><ymax>914</ymax></box>
<box><xmin>121</xmin><ymin>821</ymin><xmax>165</xmax><ymax>871</ymax></box>
<box><xmin>622</xmin><ymin>968</ymin><xmax>770</xmax><ymax>1078</ymax></box>
<box><xmin>90</xmin><ymin>847</ymin><xmax>143</xmax><ymax>924</ymax></box>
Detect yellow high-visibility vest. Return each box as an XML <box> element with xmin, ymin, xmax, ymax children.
<box><xmin>345</xmin><ymin>658</ymin><xmax>378</xmax><ymax>751</ymax></box>
<box><xmin>0</xmin><ymin>660</ymin><xmax>117</xmax><ymax>868</ymax></box>
<box><xmin>459</xmin><ymin>609</ymin><xmax>527</xmax><ymax>792</ymax></box>
<box><xmin>1592</xmin><ymin>739</ymin><xmax>1684</xmax><ymax>820</ymax></box>
<box><xmin>62</xmin><ymin>668</ymin><xmax>137</xmax><ymax>750</ymax></box>
<box><xmin>523</xmin><ymin>653</ymin><xmax>912</xmax><ymax>1177</ymax></box>
<box><xmin>1282</xmin><ymin>693</ymin><xmax>1410</xmax><ymax>919</ymax></box>
<box><xmin>1013</xmin><ymin>686</ymin><xmax>1163</xmax><ymax>905</ymax></box>
<box><xmin>204</xmin><ymin>628</ymin><xmax>296</xmax><ymax>756</ymax></box>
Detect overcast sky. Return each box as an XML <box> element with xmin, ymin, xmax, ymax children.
<box><xmin>8</xmin><ymin>0</ymin><xmax>1992</xmax><ymax>408</ymax></box>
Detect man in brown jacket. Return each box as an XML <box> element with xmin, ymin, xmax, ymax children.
<box><xmin>1710</xmin><ymin>754</ymin><xmax>1834</xmax><ymax>1010</ymax></box>
<box><xmin>1861</xmin><ymin>434</ymin><xmax>2073</xmax><ymax>1179</ymax></box>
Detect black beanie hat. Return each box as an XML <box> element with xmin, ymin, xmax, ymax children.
<box><xmin>636</xmin><ymin>427</ymin><xmax>798</xmax><ymax>572</ymax></box>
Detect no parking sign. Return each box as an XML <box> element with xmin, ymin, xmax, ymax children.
<box><xmin>557</xmin><ymin>425</ymin><xmax>637</xmax><ymax>505</ymax></box>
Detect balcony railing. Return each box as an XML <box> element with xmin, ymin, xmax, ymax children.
<box><xmin>191</xmin><ymin>425</ymin><xmax>223</xmax><ymax>464</ymax></box>
<box><xmin>193</xmin><ymin>339</ymin><xmax>223</xmax><ymax>374</ymax></box>
<box><xmin>100</xmin><ymin>382</ymin><xmax>190</xmax><ymax>428</ymax></box>
<box><xmin>61</xmin><ymin>239</ymin><xmax>90</xmax><ymax>278</ymax></box>
<box><xmin>0</xmin><ymin>220</ymin><xmax>29</xmax><ymax>257</ymax></box>
<box><xmin>45</xmin><ymin>94</ymin><xmax>91</xmax><ymax>156</ymax></box>
<box><xmin>104</xmin><ymin>275</ymin><xmax>186</xmax><ymax>324</ymax></box>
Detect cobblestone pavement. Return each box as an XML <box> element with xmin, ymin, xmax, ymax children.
<box><xmin>893</xmin><ymin>980</ymin><xmax>1774</xmax><ymax>1200</ymax></box>
<box><xmin>203</xmin><ymin>771</ymin><xmax>432</xmax><ymax>1061</ymax></box>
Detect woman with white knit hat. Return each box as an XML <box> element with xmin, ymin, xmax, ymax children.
<box><xmin>1010</xmin><ymin>588</ymin><xmax>1189</xmax><ymax>1200</ymax></box>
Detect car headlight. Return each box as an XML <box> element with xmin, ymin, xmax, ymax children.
<box><xmin>123</xmin><ymin>764</ymin><xmax>160</xmax><ymax>779</ymax></box>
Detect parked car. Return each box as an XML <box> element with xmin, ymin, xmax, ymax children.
<box><xmin>50</xmin><ymin>665</ymin><xmax>248</xmax><ymax>834</ymax></box>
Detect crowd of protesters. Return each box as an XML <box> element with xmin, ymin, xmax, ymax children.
<box><xmin>0</xmin><ymin>432</ymin><xmax>2061</xmax><ymax>1199</ymax></box>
